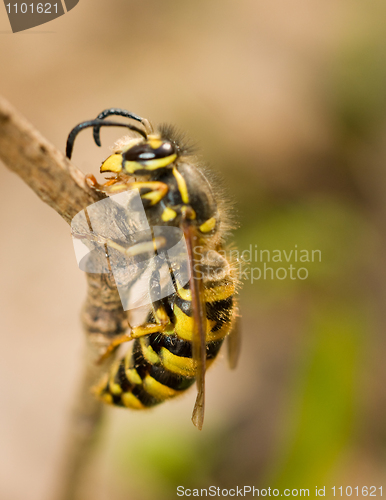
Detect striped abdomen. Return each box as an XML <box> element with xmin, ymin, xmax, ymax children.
<box><xmin>94</xmin><ymin>280</ymin><xmax>235</xmax><ymax>409</ymax></box>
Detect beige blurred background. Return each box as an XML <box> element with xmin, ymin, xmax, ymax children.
<box><xmin>1</xmin><ymin>1</ymin><xmax>386</xmax><ymax>499</ymax></box>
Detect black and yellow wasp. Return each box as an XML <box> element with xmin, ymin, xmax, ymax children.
<box><xmin>66</xmin><ymin>108</ymin><xmax>240</xmax><ymax>429</ymax></box>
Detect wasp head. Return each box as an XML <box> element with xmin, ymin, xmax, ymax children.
<box><xmin>100</xmin><ymin>135</ymin><xmax>178</xmax><ymax>175</ymax></box>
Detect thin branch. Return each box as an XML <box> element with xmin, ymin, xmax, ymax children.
<box><xmin>0</xmin><ymin>95</ymin><xmax>103</xmax><ymax>224</ymax></box>
<box><xmin>0</xmin><ymin>95</ymin><xmax>124</xmax><ymax>500</ymax></box>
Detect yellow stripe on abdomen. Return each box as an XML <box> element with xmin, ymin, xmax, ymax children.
<box><xmin>122</xmin><ymin>392</ymin><xmax>145</xmax><ymax>409</ymax></box>
<box><xmin>143</xmin><ymin>375</ymin><xmax>180</xmax><ymax>399</ymax></box>
<box><xmin>140</xmin><ymin>337</ymin><xmax>160</xmax><ymax>364</ymax></box>
<box><xmin>176</xmin><ymin>283</ymin><xmax>234</xmax><ymax>303</ymax></box>
<box><xmin>173</xmin><ymin>305</ymin><xmax>216</xmax><ymax>342</ymax></box>
<box><xmin>160</xmin><ymin>347</ymin><xmax>196</xmax><ymax>377</ymax></box>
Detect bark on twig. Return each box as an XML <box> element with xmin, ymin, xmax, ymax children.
<box><xmin>0</xmin><ymin>95</ymin><xmax>103</xmax><ymax>224</ymax></box>
<box><xmin>0</xmin><ymin>95</ymin><xmax>121</xmax><ymax>500</ymax></box>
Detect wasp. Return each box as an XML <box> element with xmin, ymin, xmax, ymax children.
<box><xmin>66</xmin><ymin>108</ymin><xmax>240</xmax><ymax>429</ymax></box>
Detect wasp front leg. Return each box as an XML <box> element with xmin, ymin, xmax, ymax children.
<box><xmin>86</xmin><ymin>174</ymin><xmax>168</xmax><ymax>206</ymax></box>
<box><xmin>85</xmin><ymin>174</ymin><xmax>122</xmax><ymax>192</ymax></box>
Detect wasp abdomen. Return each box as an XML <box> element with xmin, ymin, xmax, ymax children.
<box><xmin>94</xmin><ymin>284</ymin><xmax>234</xmax><ymax>409</ymax></box>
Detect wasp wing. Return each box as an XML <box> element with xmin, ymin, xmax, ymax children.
<box><xmin>227</xmin><ymin>307</ymin><xmax>241</xmax><ymax>369</ymax></box>
<box><xmin>182</xmin><ymin>222</ymin><xmax>207</xmax><ymax>430</ymax></box>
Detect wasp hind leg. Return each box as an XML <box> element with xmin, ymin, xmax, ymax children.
<box><xmin>97</xmin><ymin>332</ymin><xmax>134</xmax><ymax>365</ymax></box>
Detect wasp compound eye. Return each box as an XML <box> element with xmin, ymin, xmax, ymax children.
<box><xmin>122</xmin><ymin>140</ymin><xmax>178</xmax><ymax>173</ymax></box>
<box><xmin>123</xmin><ymin>141</ymin><xmax>176</xmax><ymax>163</ymax></box>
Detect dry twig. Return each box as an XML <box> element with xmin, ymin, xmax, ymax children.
<box><xmin>0</xmin><ymin>95</ymin><xmax>125</xmax><ymax>500</ymax></box>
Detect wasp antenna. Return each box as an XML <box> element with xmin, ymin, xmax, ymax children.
<box><xmin>92</xmin><ymin>108</ymin><xmax>152</xmax><ymax>147</ymax></box>
<box><xmin>66</xmin><ymin>119</ymin><xmax>147</xmax><ymax>159</ymax></box>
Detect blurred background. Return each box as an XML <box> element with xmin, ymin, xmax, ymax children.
<box><xmin>1</xmin><ymin>0</ymin><xmax>386</xmax><ymax>498</ymax></box>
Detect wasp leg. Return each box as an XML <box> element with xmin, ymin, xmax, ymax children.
<box><xmin>97</xmin><ymin>333</ymin><xmax>133</xmax><ymax>365</ymax></box>
<box><xmin>97</xmin><ymin>265</ymin><xmax>172</xmax><ymax>365</ymax></box>
<box><xmin>227</xmin><ymin>308</ymin><xmax>241</xmax><ymax>370</ymax></box>
<box><xmin>126</xmin><ymin>268</ymin><xmax>172</xmax><ymax>343</ymax></box>
<box><xmin>86</xmin><ymin>174</ymin><xmax>168</xmax><ymax>206</ymax></box>
<box><xmin>97</xmin><ymin>325</ymin><xmax>164</xmax><ymax>365</ymax></box>
<box><xmin>149</xmin><ymin>263</ymin><xmax>174</xmax><ymax>323</ymax></box>
<box><xmin>129</xmin><ymin>181</ymin><xmax>169</xmax><ymax>207</ymax></box>
<box><xmin>106</xmin><ymin>237</ymin><xmax>167</xmax><ymax>258</ymax></box>
<box><xmin>101</xmin><ymin>180</ymin><xmax>169</xmax><ymax>207</ymax></box>
<box><xmin>85</xmin><ymin>174</ymin><xmax>121</xmax><ymax>192</ymax></box>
